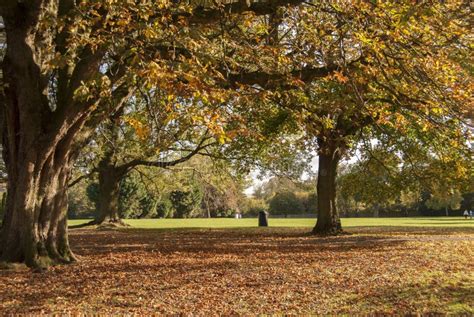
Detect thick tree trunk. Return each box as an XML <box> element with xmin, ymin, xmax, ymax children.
<box><xmin>0</xmin><ymin>2</ymin><xmax>129</xmax><ymax>267</ymax></box>
<box><xmin>0</xmin><ymin>9</ymin><xmax>101</xmax><ymax>267</ymax></box>
<box><xmin>0</xmin><ymin>139</ymin><xmax>78</xmax><ymax>267</ymax></box>
<box><xmin>85</xmin><ymin>129</ymin><xmax>129</xmax><ymax>227</ymax></box>
<box><xmin>93</xmin><ymin>161</ymin><xmax>127</xmax><ymax>226</ymax></box>
<box><xmin>312</xmin><ymin>139</ymin><xmax>343</xmax><ymax>235</ymax></box>
<box><xmin>0</xmin><ymin>14</ymin><xmax>76</xmax><ymax>267</ymax></box>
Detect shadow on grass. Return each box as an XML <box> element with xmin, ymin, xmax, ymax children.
<box><xmin>347</xmin><ymin>226</ymin><xmax>474</xmax><ymax>235</ymax></box>
<box><xmin>67</xmin><ymin>227</ymin><xmax>415</xmax><ymax>258</ymax></box>
<box><xmin>66</xmin><ymin>226</ymin><xmax>474</xmax><ymax>261</ymax></box>
<box><xmin>2</xmin><ymin>226</ymin><xmax>473</xmax><ymax>314</ymax></box>
<box><xmin>349</xmin><ymin>280</ymin><xmax>474</xmax><ymax>314</ymax></box>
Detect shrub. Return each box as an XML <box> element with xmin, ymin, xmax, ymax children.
<box><xmin>268</xmin><ymin>191</ymin><xmax>305</xmax><ymax>215</ymax></box>
<box><xmin>156</xmin><ymin>199</ymin><xmax>174</xmax><ymax>218</ymax></box>
<box><xmin>243</xmin><ymin>198</ymin><xmax>267</xmax><ymax>216</ymax></box>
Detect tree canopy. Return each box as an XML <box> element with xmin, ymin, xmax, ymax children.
<box><xmin>0</xmin><ymin>0</ymin><xmax>472</xmax><ymax>267</ymax></box>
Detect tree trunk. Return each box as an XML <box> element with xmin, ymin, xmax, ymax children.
<box><xmin>0</xmin><ymin>9</ymin><xmax>102</xmax><ymax>267</ymax></box>
<box><xmin>89</xmin><ymin>152</ymin><xmax>128</xmax><ymax>227</ymax></box>
<box><xmin>0</xmin><ymin>133</ymin><xmax>79</xmax><ymax>267</ymax></box>
<box><xmin>0</xmin><ymin>16</ymin><xmax>77</xmax><ymax>267</ymax></box>
<box><xmin>312</xmin><ymin>139</ymin><xmax>343</xmax><ymax>235</ymax></box>
<box><xmin>206</xmin><ymin>203</ymin><xmax>211</xmax><ymax>218</ymax></box>
<box><xmin>0</xmin><ymin>3</ymin><xmax>128</xmax><ymax>267</ymax></box>
<box><xmin>98</xmin><ymin>172</ymin><xmax>121</xmax><ymax>224</ymax></box>
<box><xmin>373</xmin><ymin>204</ymin><xmax>380</xmax><ymax>218</ymax></box>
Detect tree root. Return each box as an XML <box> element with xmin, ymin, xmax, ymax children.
<box><xmin>96</xmin><ymin>218</ymin><xmax>130</xmax><ymax>230</ymax></box>
<box><xmin>70</xmin><ymin>218</ymin><xmax>130</xmax><ymax>229</ymax></box>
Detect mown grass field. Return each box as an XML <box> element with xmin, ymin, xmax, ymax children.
<box><xmin>69</xmin><ymin>217</ymin><xmax>474</xmax><ymax>229</ymax></box>
<box><xmin>1</xmin><ymin>218</ymin><xmax>473</xmax><ymax>314</ymax></box>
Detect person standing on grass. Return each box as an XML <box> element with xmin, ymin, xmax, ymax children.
<box><xmin>464</xmin><ymin>210</ymin><xmax>469</xmax><ymax>219</ymax></box>
<box><xmin>470</xmin><ymin>210</ymin><xmax>473</xmax><ymax>220</ymax></box>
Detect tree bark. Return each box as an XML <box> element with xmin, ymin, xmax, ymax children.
<box><xmin>92</xmin><ymin>156</ymin><xmax>127</xmax><ymax>226</ymax></box>
<box><xmin>0</xmin><ymin>123</ymin><xmax>81</xmax><ymax>267</ymax></box>
<box><xmin>0</xmin><ymin>6</ymin><xmax>102</xmax><ymax>267</ymax></box>
<box><xmin>373</xmin><ymin>204</ymin><xmax>380</xmax><ymax>218</ymax></box>
<box><xmin>312</xmin><ymin>138</ymin><xmax>343</xmax><ymax>235</ymax></box>
<box><xmin>0</xmin><ymin>12</ymin><xmax>75</xmax><ymax>267</ymax></box>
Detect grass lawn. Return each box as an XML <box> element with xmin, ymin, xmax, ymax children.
<box><xmin>1</xmin><ymin>219</ymin><xmax>472</xmax><ymax>314</ymax></box>
<box><xmin>68</xmin><ymin>217</ymin><xmax>474</xmax><ymax>229</ymax></box>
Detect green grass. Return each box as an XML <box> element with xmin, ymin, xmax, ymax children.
<box><xmin>68</xmin><ymin>217</ymin><xmax>474</xmax><ymax>229</ymax></box>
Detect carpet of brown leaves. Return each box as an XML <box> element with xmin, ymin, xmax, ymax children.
<box><xmin>1</xmin><ymin>227</ymin><xmax>473</xmax><ymax>314</ymax></box>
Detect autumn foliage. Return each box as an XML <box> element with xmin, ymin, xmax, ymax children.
<box><xmin>0</xmin><ymin>226</ymin><xmax>473</xmax><ymax>314</ymax></box>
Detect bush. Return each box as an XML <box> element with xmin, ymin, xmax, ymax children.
<box><xmin>268</xmin><ymin>191</ymin><xmax>305</xmax><ymax>215</ymax></box>
<box><xmin>68</xmin><ymin>183</ymin><xmax>95</xmax><ymax>219</ymax></box>
<box><xmin>86</xmin><ymin>182</ymin><xmax>100</xmax><ymax>211</ymax></box>
<box><xmin>243</xmin><ymin>198</ymin><xmax>267</xmax><ymax>216</ymax></box>
<box><xmin>301</xmin><ymin>192</ymin><xmax>317</xmax><ymax>213</ymax></box>
<box><xmin>156</xmin><ymin>199</ymin><xmax>174</xmax><ymax>218</ymax></box>
<box><xmin>119</xmin><ymin>175</ymin><xmax>143</xmax><ymax>218</ymax></box>
<box><xmin>137</xmin><ymin>194</ymin><xmax>158</xmax><ymax>218</ymax></box>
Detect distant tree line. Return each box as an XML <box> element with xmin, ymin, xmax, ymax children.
<box><xmin>68</xmin><ymin>156</ymin><xmax>246</xmax><ymax>220</ymax></box>
<box><xmin>246</xmin><ymin>177</ymin><xmax>318</xmax><ymax>216</ymax></box>
<box><xmin>246</xmin><ymin>145</ymin><xmax>473</xmax><ymax>218</ymax></box>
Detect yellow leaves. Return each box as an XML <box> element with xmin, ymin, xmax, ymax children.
<box><xmin>147</xmin><ymin>61</ymin><xmax>162</xmax><ymax>78</ymax></box>
<box><xmin>116</xmin><ymin>19</ymin><xmax>130</xmax><ymax>27</ymax></box>
<box><xmin>320</xmin><ymin>116</ymin><xmax>335</xmax><ymax>130</ymax></box>
<box><xmin>73</xmin><ymin>82</ymin><xmax>92</xmax><ymax>101</ymax></box>
<box><xmin>355</xmin><ymin>32</ymin><xmax>372</xmax><ymax>46</ymax></box>
<box><xmin>277</xmin><ymin>55</ymin><xmax>290</xmax><ymax>65</ymax></box>
<box><xmin>142</xmin><ymin>28</ymin><xmax>158</xmax><ymax>39</ymax></box>
<box><xmin>124</xmin><ymin>117</ymin><xmax>150</xmax><ymax>140</ymax></box>
<box><xmin>156</xmin><ymin>0</ymin><xmax>170</xmax><ymax>9</ymax></box>
<box><xmin>217</xmin><ymin>133</ymin><xmax>230</xmax><ymax>145</ymax></box>
<box><xmin>430</xmin><ymin>107</ymin><xmax>445</xmax><ymax>116</ymax></box>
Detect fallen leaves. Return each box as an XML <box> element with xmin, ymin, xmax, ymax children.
<box><xmin>0</xmin><ymin>227</ymin><xmax>473</xmax><ymax>314</ymax></box>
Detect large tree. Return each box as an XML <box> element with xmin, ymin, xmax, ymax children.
<box><xmin>84</xmin><ymin>95</ymin><xmax>218</xmax><ymax>226</ymax></box>
<box><xmin>1</xmin><ymin>0</ymin><xmax>471</xmax><ymax>267</ymax></box>
<box><xmin>306</xmin><ymin>2</ymin><xmax>472</xmax><ymax>233</ymax></box>
<box><xmin>0</xmin><ymin>0</ymin><xmax>312</xmax><ymax>268</ymax></box>
<box><xmin>228</xmin><ymin>1</ymin><xmax>472</xmax><ymax>234</ymax></box>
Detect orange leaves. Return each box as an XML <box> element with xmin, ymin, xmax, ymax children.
<box><xmin>332</xmin><ymin>71</ymin><xmax>349</xmax><ymax>84</ymax></box>
<box><xmin>1</xmin><ymin>227</ymin><xmax>472</xmax><ymax>314</ymax></box>
<box><xmin>124</xmin><ymin>117</ymin><xmax>150</xmax><ymax>140</ymax></box>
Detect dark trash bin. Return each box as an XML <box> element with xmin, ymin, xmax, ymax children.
<box><xmin>258</xmin><ymin>211</ymin><xmax>268</xmax><ymax>227</ymax></box>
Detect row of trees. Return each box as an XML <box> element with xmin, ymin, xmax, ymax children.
<box><xmin>251</xmin><ymin>177</ymin><xmax>317</xmax><ymax>216</ymax></box>
<box><xmin>247</xmin><ymin>156</ymin><xmax>473</xmax><ymax>217</ymax></box>
<box><xmin>68</xmin><ymin>156</ymin><xmax>246</xmax><ymax>220</ymax></box>
<box><xmin>337</xmin><ymin>143</ymin><xmax>474</xmax><ymax>217</ymax></box>
<box><xmin>0</xmin><ymin>1</ymin><xmax>472</xmax><ymax>267</ymax></box>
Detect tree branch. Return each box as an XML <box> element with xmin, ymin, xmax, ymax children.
<box><xmin>180</xmin><ymin>0</ymin><xmax>306</xmax><ymax>25</ymax></box>
<box><xmin>119</xmin><ymin>138</ymin><xmax>216</xmax><ymax>172</ymax></box>
<box><xmin>68</xmin><ymin>170</ymin><xmax>96</xmax><ymax>188</ymax></box>
<box><xmin>225</xmin><ymin>63</ymin><xmax>340</xmax><ymax>89</ymax></box>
